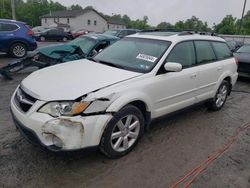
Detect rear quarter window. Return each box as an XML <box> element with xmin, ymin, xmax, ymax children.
<box><xmin>212</xmin><ymin>42</ymin><xmax>233</xmax><ymax>60</ymax></box>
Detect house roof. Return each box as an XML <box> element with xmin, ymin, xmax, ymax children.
<box><xmin>107</xmin><ymin>18</ymin><xmax>126</xmax><ymax>26</ymax></box>
<box><xmin>40</xmin><ymin>7</ymin><xmax>126</xmax><ymax>26</ymax></box>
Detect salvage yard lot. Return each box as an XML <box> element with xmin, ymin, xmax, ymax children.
<box><xmin>1</xmin><ymin>53</ymin><xmax>250</xmax><ymax>187</ymax></box>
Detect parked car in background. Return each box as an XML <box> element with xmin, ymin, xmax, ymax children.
<box><xmin>103</xmin><ymin>29</ymin><xmax>140</xmax><ymax>38</ymax></box>
<box><xmin>234</xmin><ymin>44</ymin><xmax>250</xmax><ymax>78</ymax></box>
<box><xmin>70</xmin><ymin>29</ymin><xmax>89</xmax><ymax>39</ymax></box>
<box><xmin>0</xmin><ymin>19</ymin><xmax>37</xmax><ymax>58</ymax></box>
<box><xmin>226</xmin><ymin>40</ymin><xmax>243</xmax><ymax>52</ymax></box>
<box><xmin>10</xmin><ymin>31</ymin><xmax>238</xmax><ymax>158</ymax></box>
<box><xmin>32</xmin><ymin>26</ymin><xmax>50</xmax><ymax>35</ymax></box>
<box><xmin>34</xmin><ymin>28</ymin><xmax>71</xmax><ymax>42</ymax></box>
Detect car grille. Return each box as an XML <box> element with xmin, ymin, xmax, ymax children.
<box><xmin>238</xmin><ymin>62</ymin><xmax>250</xmax><ymax>73</ymax></box>
<box><xmin>14</xmin><ymin>87</ymin><xmax>37</xmax><ymax>112</ymax></box>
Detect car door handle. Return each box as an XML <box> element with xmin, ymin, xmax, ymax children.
<box><xmin>190</xmin><ymin>74</ymin><xmax>197</xmax><ymax>79</ymax></box>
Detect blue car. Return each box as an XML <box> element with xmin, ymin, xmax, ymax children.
<box><xmin>0</xmin><ymin>19</ymin><xmax>37</xmax><ymax>58</ymax></box>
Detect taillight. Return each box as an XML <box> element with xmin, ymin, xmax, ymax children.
<box><xmin>234</xmin><ymin>57</ymin><xmax>239</xmax><ymax>66</ymax></box>
<box><xmin>26</xmin><ymin>29</ymin><xmax>34</xmax><ymax>36</ymax></box>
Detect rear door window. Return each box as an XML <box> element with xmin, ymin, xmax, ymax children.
<box><xmin>166</xmin><ymin>41</ymin><xmax>196</xmax><ymax>68</ymax></box>
<box><xmin>212</xmin><ymin>42</ymin><xmax>233</xmax><ymax>60</ymax></box>
<box><xmin>0</xmin><ymin>23</ymin><xmax>18</xmax><ymax>32</ymax></box>
<box><xmin>194</xmin><ymin>41</ymin><xmax>216</xmax><ymax>64</ymax></box>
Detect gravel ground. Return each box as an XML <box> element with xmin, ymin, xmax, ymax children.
<box><xmin>0</xmin><ymin>52</ymin><xmax>250</xmax><ymax>188</ymax></box>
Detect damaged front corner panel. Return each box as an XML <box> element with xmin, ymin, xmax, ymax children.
<box><xmin>83</xmin><ymin>93</ymin><xmax>120</xmax><ymax>114</ymax></box>
<box><xmin>41</xmin><ymin>118</ymin><xmax>84</xmax><ymax>150</ymax></box>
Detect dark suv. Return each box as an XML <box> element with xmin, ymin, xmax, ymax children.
<box><xmin>0</xmin><ymin>19</ymin><xmax>37</xmax><ymax>58</ymax></box>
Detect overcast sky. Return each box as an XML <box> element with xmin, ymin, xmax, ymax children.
<box><xmin>56</xmin><ymin>0</ymin><xmax>250</xmax><ymax>26</ymax></box>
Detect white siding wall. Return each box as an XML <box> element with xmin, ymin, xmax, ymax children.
<box><xmin>108</xmin><ymin>24</ymin><xmax>126</xmax><ymax>30</ymax></box>
<box><xmin>70</xmin><ymin>11</ymin><xmax>108</xmax><ymax>32</ymax></box>
<box><xmin>41</xmin><ymin>10</ymin><xmax>126</xmax><ymax>32</ymax></box>
<box><xmin>41</xmin><ymin>18</ymin><xmax>56</xmax><ymax>27</ymax></box>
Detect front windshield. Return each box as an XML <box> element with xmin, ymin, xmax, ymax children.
<box><xmin>103</xmin><ymin>30</ymin><xmax>120</xmax><ymax>36</ymax></box>
<box><xmin>69</xmin><ymin>37</ymin><xmax>96</xmax><ymax>54</ymax></box>
<box><xmin>94</xmin><ymin>37</ymin><xmax>171</xmax><ymax>73</ymax></box>
<box><xmin>237</xmin><ymin>45</ymin><xmax>250</xmax><ymax>53</ymax></box>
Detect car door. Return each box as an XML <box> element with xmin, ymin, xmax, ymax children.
<box><xmin>194</xmin><ymin>41</ymin><xmax>224</xmax><ymax>102</ymax></box>
<box><xmin>0</xmin><ymin>23</ymin><xmax>17</xmax><ymax>51</ymax></box>
<box><xmin>146</xmin><ymin>41</ymin><xmax>199</xmax><ymax>118</ymax></box>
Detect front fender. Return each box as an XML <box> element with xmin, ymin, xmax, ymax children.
<box><xmin>106</xmin><ymin>91</ymin><xmax>153</xmax><ymax>113</ymax></box>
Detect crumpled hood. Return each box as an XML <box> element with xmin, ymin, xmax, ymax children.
<box><xmin>21</xmin><ymin>59</ymin><xmax>142</xmax><ymax>101</ymax></box>
<box><xmin>39</xmin><ymin>44</ymin><xmax>77</xmax><ymax>59</ymax></box>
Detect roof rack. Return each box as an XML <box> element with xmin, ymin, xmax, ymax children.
<box><xmin>178</xmin><ymin>30</ymin><xmax>218</xmax><ymax>36</ymax></box>
<box><xmin>142</xmin><ymin>29</ymin><xmax>179</xmax><ymax>32</ymax></box>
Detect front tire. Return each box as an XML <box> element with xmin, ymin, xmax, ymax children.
<box><xmin>207</xmin><ymin>80</ymin><xmax>229</xmax><ymax>111</ymax></box>
<box><xmin>62</xmin><ymin>37</ymin><xmax>68</xmax><ymax>42</ymax></box>
<box><xmin>100</xmin><ymin>105</ymin><xmax>144</xmax><ymax>158</ymax></box>
<box><xmin>40</xmin><ymin>36</ymin><xmax>45</xmax><ymax>42</ymax></box>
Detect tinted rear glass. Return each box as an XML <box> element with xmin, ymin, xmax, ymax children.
<box><xmin>0</xmin><ymin>23</ymin><xmax>19</xmax><ymax>32</ymax></box>
<box><xmin>167</xmin><ymin>41</ymin><xmax>196</xmax><ymax>68</ymax></box>
<box><xmin>212</xmin><ymin>42</ymin><xmax>232</xmax><ymax>60</ymax></box>
<box><xmin>195</xmin><ymin>41</ymin><xmax>216</xmax><ymax>64</ymax></box>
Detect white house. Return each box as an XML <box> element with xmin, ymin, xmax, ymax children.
<box><xmin>40</xmin><ymin>7</ymin><xmax>126</xmax><ymax>33</ymax></box>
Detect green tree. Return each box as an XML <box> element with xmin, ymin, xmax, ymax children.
<box><xmin>0</xmin><ymin>0</ymin><xmax>12</xmax><ymax>19</ymax></box>
<box><xmin>69</xmin><ymin>4</ymin><xmax>83</xmax><ymax>10</ymax></box>
<box><xmin>241</xmin><ymin>10</ymin><xmax>250</xmax><ymax>34</ymax></box>
<box><xmin>214</xmin><ymin>15</ymin><xmax>237</xmax><ymax>34</ymax></box>
<box><xmin>157</xmin><ymin>22</ymin><xmax>174</xmax><ymax>30</ymax></box>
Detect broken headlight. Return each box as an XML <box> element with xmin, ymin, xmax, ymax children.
<box><xmin>38</xmin><ymin>101</ymin><xmax>90</xmax><ymax>117</ymax></box>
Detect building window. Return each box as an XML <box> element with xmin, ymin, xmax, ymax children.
<box><xmin>67</xmin><ymin>18</ymin><xmax>70</xmax><ymax>24</ymax></box>
<box><xmin>45</xmin><ymin>18</ymin><xmax>47</xmax><ymax>24</ymax></box>
<box><xmin>88</xmin><ymin>20</ymin><xmax>91</xmax><ymax>25</ymax></box>
<box><xmin>94</xmin><ymin>20</ymin><xmax>97</xmax><ymax>26</ymax></box>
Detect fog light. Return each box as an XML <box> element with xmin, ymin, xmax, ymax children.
<box><xmin>52</xmin><ymin>135</ymin><xmax>63</xmax><ymax>148</ymax></box>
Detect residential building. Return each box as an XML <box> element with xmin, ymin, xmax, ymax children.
<box><xmin>40</xmin><ymin>7</ymin><xmax>126</xmax><ymax>32</ymax></box>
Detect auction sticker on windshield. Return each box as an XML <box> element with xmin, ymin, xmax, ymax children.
<box><xmin>136</xmin><ymin>54</ymin><xmax>157</xmax><ymax>63</ymax></box>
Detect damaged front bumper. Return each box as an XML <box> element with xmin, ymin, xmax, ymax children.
<box><xmin>10</xmin><ymin>96</ymin><xmax>113</xmax><ymax>151</ymax></box>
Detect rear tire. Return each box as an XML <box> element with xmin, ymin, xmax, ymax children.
<box><xmin>207</xmin><ymin>80</ymin><xmax>229</xmax><ymax>111</ymax></box>
<box><xmin>9</xmin><ymin>43</ymin><xmax>27</xmax><ymax>58</ymax></box>
<box><xmin>100</xmin><ymin>105</ymin><xmax>144</xmax><ymax>158</ymax></box>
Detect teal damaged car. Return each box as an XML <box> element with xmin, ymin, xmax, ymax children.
<box><xmin>0</xmin><ymin>34</ymin><xmax>119</xmax><ymax>79</ymax></box>
<box><xmin>35</xmin><ymin>34</ymin><xmax>119</xmax><ymax>63</ymax></box>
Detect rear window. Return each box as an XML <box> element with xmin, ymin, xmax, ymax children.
<box><xmin>195</xmin><ymin>41</ymin><xmax>216</xmax><ymax>64</ymax></box>
<box><xmin>0</xmin><ymin>23</ymin><xmax>19</xmax><ymax>32</ymax></box>
<box><xmin>212</xmin><ymin>42</ymin><xmax>232</xmax><ymax>60</ymax></box>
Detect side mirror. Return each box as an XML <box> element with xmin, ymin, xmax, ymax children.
<box><xmin>164</xmin><ymin>62</ymin><xmax>182</xmax><ymax>72</ymax></box>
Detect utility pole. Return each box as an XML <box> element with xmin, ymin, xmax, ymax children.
<box><xmin>11</xmin><ymin>0</ymin><xmax>16</xmax><ymax>20</ymax></box>
<box><xmin>238</xmin><ymin>0</ymin><xmax>247</xmax><ymax>34</ymax></box>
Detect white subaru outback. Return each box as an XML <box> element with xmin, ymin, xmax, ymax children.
<box><xmin>10</xmin><ymin>31</ymin><xmax>238</xmax><ymax>158</ymax></box>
